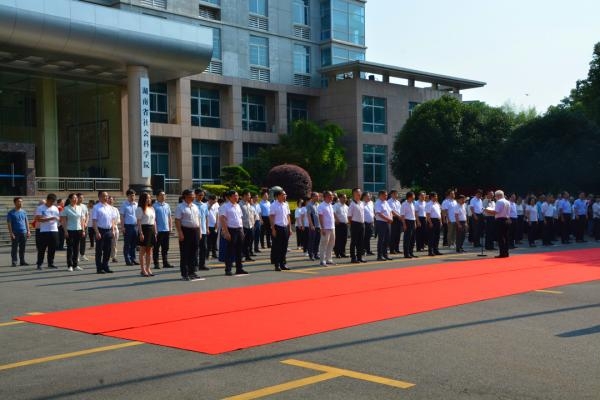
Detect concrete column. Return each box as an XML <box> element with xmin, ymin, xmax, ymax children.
<box><xmin>127</xmin><ymin>65</ymin><xmax>152</xmax><ymax>193</ymax></box>
<box><xmin>175</xmin><ymin>78</ymin><xmax>193</xmax><ymax>190</ymax></box>
<box><xmin>231</xmin><ymin>85</ymin><xmax>243</xmax><ymax>165</ymax></box>
<box><xmin>408</xmin><ymin>78</ymin><xmax>415</xmax><ymax>87</ymax></box>
<box><xmin>35</xmin><ymin>78</ymin><xmax>59</xmax><ymax>177</ymax></box>
<box><xmin>274</xmin><ymin>90</ymin><xmax>287</xmax><ymax>134</ymax></box>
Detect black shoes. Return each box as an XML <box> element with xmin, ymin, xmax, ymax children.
<box><xmin>225</xmin><ymin>270</ymin><xmax>234</xmax><ymax>276</ymax></box>
<box><xmin>197</xmin><ymin>266</ymin><xmax>210</xmax><ymax>271</ymax></box>
<box><xmin>235</xmin><ymin>269</ymin><xmax>249</xmax><ymax>275</ymax></box>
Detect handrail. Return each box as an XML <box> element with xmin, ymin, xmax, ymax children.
<box><xmin>35</xmin><ymin>177</ymin><xmax>122</xmax><ymax>192</ymax></box>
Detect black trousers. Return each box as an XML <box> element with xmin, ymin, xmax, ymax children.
<box><xmin>153</xmin><ymin>231</ymin><xmax>170</xmax><ymax>266</ymax></box>
<box><xmin>390</xmin><ymin>218</ymin><xmax>402</xmax><ymax>252</ymax></box>
<box><xmin>66</xmin><ymin>230</ymin><xmax>82</xmax><ymax>267</ymax></box>
<box><xmin>197</xmin><ymin>233</ymin><xmax>207</xmax><ymax>268</ymax></box>
<box><xmin>593</xmin><ymin>218</ymin><xmax>600</xmax><ymax>240</ymax></box>
<box><xmin>95</xmin><ymin>228</ymin><xmax>113</xmax><ymax>271</ymax></box>
<box><xmin>471</xmin><ymin>214</ymin><xmax>484</xmax><ymax>246</ymax></box>
<box><xmin>403</xmin><ymin>220</ymin><xmax>416</xmax><ymax>256</ymax></box>
<box><xmin>560</xmin><ymin>214</ymin><xmax>572</xmax><ymax>243</ymax></box>
<box><xmin>516</xmin><ymin>215</ymin><xmax>525</xmax><ymax>242</ymax></box>
<box><xmin>308</xmin><ymin>227</ymin><xmax>320</xmax><ymax>258</ymax></box>
<box><xmin>271</xmin><ymin>225</ymin><xmax>289</xmax><ymax>267</ymax></box>
<box><xmin>496</xmin><ymin>218</ymin><xmax>510</xmax><ymax>257</ymax></box>
<box><xmin>416</xmin><ymin>216</ymin><xmax>427</xmax><ymax>250</ymax></box>
<box><xmin>260</xmin><ymin>216</ymin><xmax>271</xmax><ymax>248</ymax></box>
<box><xmin>180</xmin><ymin>227</ymin><xmax>198</xmax><ymax>278</ymax></box>
<box><xmin>575</xmin><ymin>216</ymin><xmax>586</xmax><ymax>241</ymax></box>
<box><xmin>442</xmin><ymin>221</ymin><xmax>448</xmax><ymax>246</ymax></box>
<box><xmin>37</xmin><ymin>231</ymin><xmax>58</xmax><ymax>267</ymax></box>
<box><xmin>428</xmin><ymin>218</ymin><xmax>441</xmax><ymax>254</ymax></box>
<box><xmin>11</xmin><ymin>232</ymin><xmax>27</xmax><ymax>264</ymax></box>
<box><xmin>509</xmin><ymin>218</ymin><xmax>517</xmax><ymax>246</ymax></box>
<box><xmin>79</xmin><ymin>228</ymin><xmax>87</xmax><ymax>255</ymax></box>
<box><xmin>543</xmin><ymin>217</ymin><xmax>554</xmax><ymax>244</ymax></box>
<box><xmin>334</xmin><ymin>223</ymin><xmax>348</xmax><ymax>257</ymax></box>
<box><xmin>349</xmin><ymin>221</ymin><xmax>365</xmax><ymax>260</ymax></box>
<box><xmin>376</xmin><ymin>220</ymin><xmax>390</xmax><ymax>258</ymax></box>
<box><xmin>208</xmin><ymin>226</ymin><xmax>218</xmax><ymax>256</ymax></box>
<box><xmin>243</xmin><ymin>227</ymin><xmax>254</xmax><ymax>258</ymax></box>
<box><xmin>87</xmin><ymin>227</ymin><xmax>95</xmax><ymax>248</ymax></box>
<box><xmin>456</xmin><ymin>221</ymin><xmax>466</xmax><ymax>251</ymax></box>
<box><xmin>225</xmin><ymin>227</ymin><xmax>243</xmax><ymax>273</ymax></box>
<box><xmin>528</xmin><ymin>221</ymin><xmax>537</xmax><ymax>245</ymax></box>
<box><xmin>485</xmin><ymin>216</ymin><xmax>496</xmax><ymax>249</ymax></box>
<box><xmin>363</xmin><ymin>222</ymin><xmax>374</xmax><ymax>254</ymax></box>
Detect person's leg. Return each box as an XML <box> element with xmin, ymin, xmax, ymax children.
<box><xmin>66</xmin><ymin>233</ymin><xmax>73</xmax><ymax>267</ymax></box>
<box><xmin>47</xmin><ymin>232</ymin><xmax>58</xmax><ymax>266</ymax></box>
<box><xmin>101</xmin><ymin>230</ymin><xmax>113</xmax><ymax>271</ymax></box>
<box><xmin>11</xmin><ymin>235</ymin><xmax>18</xmax><ymax>265</ymax></box>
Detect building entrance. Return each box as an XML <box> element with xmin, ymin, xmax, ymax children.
<box><xmin>0</xmin><ymin>151</ymin><xmax>26</xmax><ymax>195</ymax></box>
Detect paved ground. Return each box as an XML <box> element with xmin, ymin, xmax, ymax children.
<box><xmin>1</xmin><ymin>238</ymin><xmax>599</xmax><ymax>399</ymax></box>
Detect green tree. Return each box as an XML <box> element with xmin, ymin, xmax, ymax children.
<box><xmin>219</xmin><ymin>165</ymin><xmax>258</xmax><ymax>193</ymax></box>
<box><xmin>244</xmin><ymin>120</ymin><xmax>347</xmax><ymax>190</ymax></box>
<box><xmin>391</xmin><ymin>96</ymin><xmax>515</xmax><ymax>192</ymax></box>
<box><xmin>563</xmin><ymin>42</ymin><xmax>600</xmax><ymax>126</ymax></box>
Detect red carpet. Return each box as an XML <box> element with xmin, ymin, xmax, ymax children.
<box><xmin>18</xmin><ymin>249</ymin><xmax>600</xmax><ymax>354</ymax></box>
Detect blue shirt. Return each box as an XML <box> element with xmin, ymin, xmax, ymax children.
<box><xmin>7</xmin><ymin>209</ymin><xmax>28</xmax><ymax>233</ymax></box>
<box><xmin>153</xmin><ymin>201</ymin><xmax>172</xmax><ymax>232</ymax></box>
<box><xmin>119</xmin><ymin>200</ymin><xmax>138</xmax><ymax>225</ymax></box>
<box><xmin>573</xmin><ymin>199</ymin><xmax>587</xmax><ymax>216</ymax></box>
<box><xmin>194</xmin><ymin>200</ymin><xmax>208</xmax><ymax>234</ymax></box>
<box><xmin>259</xmin><ymin>200</ymin><xmax>271</xmax><ymax>217</ymax></box>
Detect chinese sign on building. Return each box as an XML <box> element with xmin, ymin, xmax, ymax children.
<box><xmin>140</xmin><ymin>77</ymin><xmax>151</xmax><ymax>178</ymax></box>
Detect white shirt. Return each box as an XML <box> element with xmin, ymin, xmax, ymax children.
<box><xmin>270</xmin><ymin>200</ymin><xmax>290</xmax><ymax>227</ymax></box>
<box><xmin>495</xmin><ymin>198</ymin><xmax>511</xmax><ymax>219</ymax></box>
<box><xmin>425</xmin><ymin>201</ymin><xmax>442</xmax><ymax>219</ymax></box>
<box><xmin>175</xmin><ymin>201</ymin><xmax>200</xmax><ymax>228</ymax></box>
<box><xmin>509</xmin><ymin>202</ymin><xmax>518</xmax><ymax>218</ymax></box>
<box><xmin>207</xmin><ymin>202</ymin><xmax>219</xmax><ymax>228</ymax></box>
<box><xmin>526</xmin><ymin>205</ymin><xmax>538</xmax><ymax>221</ymax></box>
<box><xmin>400</xmin><ymin>200</ymin><xmax>416</xmax><ymax>221</ymax></box>
<box><xmin>333</xmin><ymin>202</ymin><xmax>349</xmax><ymax>224</ymax></box>
<box><xmin>36</xmin><ymin>204</ymin><xmax>60</xmax><ymax>232</ymax></box>
<box><xmin>415</xmin><ymin>200</ymin><xmax>427</xmax><ymax>218</ymax></box>
<box><xmin>60</xmin><ymin>204</ymin><xmax>83</xmax><ymax>231</ymax></box>
<box><xmin>220</xmin><ymin>201</ymin><xmax>243</xmax><ymax>228</ymax></box>
<box><xmin>364</xmin><ymin>201</ymin><xmax>374</xmax><ymax>223</ymax></box>
<box><xmin>593</xmin><ymin>202</ymin><xmax>600</xmax><ymax>219</ymax></box>
<box><xmin>454</xmin><ymin>203</ymin><xmax>467</xmax><ymax>222</ymax></box>
<box><xmin>541</xmin><ymin>202</ymin><xmax>555</xmax><ymax>218</ymax></box>
<box><xmin>469</xmin><ymin>197</ymin><xmax>483</xmax><ymax>214</ymax></box>
<box><xmin>374</xmin><ymin>199</ymin><xmax>392</xmax><ymax>222</ymax></box>
<box><xmin>317</xmin><ymin>201</ymin><xmax>335</xmax><ymax>229</ymax></box>
<box><xmin>92</xmin><ymin>202</ymin><xmax>115</xmax><ymax>230</ymax></box>
<box><xmin>442</xmin><ymin>199</ymin><xmax>458</xmax><ymax>222</ymax></box>
<box><xmin>388</xmin><ymin>198</ymin><xmax>402</xmax><ymax>217</ymax></box>
<box><xmin>347</xmin><ymin>200</ymin><xmax>365</xmax><ymax>223</ymax></box>
<box><xmin>295</xmin><ymin>207</ymin><xmax>305</xmax><ymax>228</ymax></box>
<box><xmin>136</xmin><ymin>206</ymin><xmax>156</xmax><ymax>225</ymax></box>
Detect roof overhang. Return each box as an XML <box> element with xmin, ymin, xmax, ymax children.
<box><xmin>320</xmin><ymin>60</ymin><xmax>486</xmax><ymax>91</ymax></box>
<box><xmin>0</xmin><ymin>0</ymin><xmax>212</xmax><ymax>82</ymax></box>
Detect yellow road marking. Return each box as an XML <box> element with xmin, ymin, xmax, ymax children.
<box><xmin>535</xmin><ymin>289</ymin><xmax>563</xmax><ymax>294</ymax></box>
<box><xmin>0</xmin><ymin>341</ymin><xmax>143</xmax><ymax>371</ymax></box>
<box><xmin>222</xmin><ymin>372</ymin><xmax>340</xmax><ymax>399</ymax></box>
<box><xmin>0</xmin><ymin>312</ymin><xmax>44</xmax><ymax>327</ymax></box>
<box><xmin>26</xmin><ymin>312</ymin><xmax>44</xmax><ymax>315</ymax></box>
<box><xmin>282</xmin><ymin>359</ymin><xmax>415</xmax><ymax>389</ymax></box>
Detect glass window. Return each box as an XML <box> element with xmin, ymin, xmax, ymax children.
<box><xmin>242</xmin><ymin>93</ymin><xmax>267</xmax><ymax>132</ymax></box>
<box><xmin>191</xmin><ymin>88</ymin><xmax>220</xmax><ymax>128</ymax></box>
<box><xmin>249</xmin><ymin>0</ymin><xmax>267</xmax><ymax>16</ymax></box>
<box><xmin>293</xmin><ymin>0</ymin><xmax>309</xmax><ymax>25</ymax></box>
<box><xmin>212</xmin><ymin>28</ymin><xmax>221</xmax><ymax>60</ymax></box>
<box><xmin>150</xmin><ymin>83</ymin><xmax>168</xmax><ymax>123</ymax></box>
<box><xmin>363</xmin><ymin>144</ymin><xmax>387</xmax><ymax>192</ymax></box>
<box><xmin>408</xmin><ymin>101</ymin><xmax>420</xmax><ymax>118</ymax></box>
<box><xmin>287</xmin><ymin>98</ymin><xmax>308</xmax><ymax>124</ymax></box>
<box><xmin>192</xmin><ymin>140</ymin><xmax>221</xmax><ymax>183</ymax></box>
<box><xmin>320</xmin><ymin>1</ymin><xmax>331</xmax><ymax>40</ymax></box>
<box><xmin>249</xmin><ymin>35</ymin><xmax>269</xmax><ymax>67</ymax></box>
<box><xmin>322</xmin><ymin>0</ymin><xmax>365</xmax><ymax>45</ymax></box>
<box><xmin>202</xmin><ymin>0</ymin><xmax>220</xmax><ymax>4</ymax></box>
<box><xmin>151</xmin><ymin>137</ymin><xmax>169</xmax><ymax>177</ymax></box>
<box><xmin>321</xmin><ymin>47</ymin><xmax>332</xmax><ymax>67</ymax></box>
<box><xmin>293</xmin><ymin>44</ymin><xmax>310</xmax><ymax>74</ymax></box>
<box><xmin>243</xmin><ymin>142</ymin><xmax>269</xmax><ymax>162</ymax></box>
<box><xmin>362</xmin><ymin>96</ymin><xmax>386</xmax><ymax>134</ymax></box>
<box><xmin>327</xmin><ymin>45</ymin><xmax>365</xmax><ymax>66</ymax></box>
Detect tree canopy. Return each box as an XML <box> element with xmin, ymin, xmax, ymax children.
<box><xmin>563</xmin><ymin>42</ymin><xmax>600</xmax><ymax>126</ymax></box>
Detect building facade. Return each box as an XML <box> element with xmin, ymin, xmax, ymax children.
<box><xmin>0</xmin><ymin>0</ymin><xmax>484</xmax><ymax>195</ymax></box>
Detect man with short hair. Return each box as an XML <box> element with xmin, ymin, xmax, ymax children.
<box><xmin>400</xmin><ymin>191</ymin><xmax>419</xmax><ymax>258</ymax></box>
<box><xmin>374</xmin><ymin>190</ymin><xmax>393</xmax><ymax>261</ymax></box>
<box><xmin>483</xmin><ymin>191</ymin><xmax>496</xmax><ymax>250</ymax></box>
<box><xmin>425</xmin><ymin>192</ymin><xmax>443</xmax><ymax>256</ymax></box>
<box><xmin>194</xmin><ymin>189</ymin><xmax>209</xmax><ymax>271</ymax></box>
<box><xmin>92</xmin><ymin>191</ymin><xmax>115</xmax><ymax>273</ymax></box>
<box><xmin>207</xmin><ymin>194</ymin><xmax>220</xmax><ymax>258</ymax></box>
<box><xmin>153</xmin><ymin>191</ymin><xmax>174</xmax><ymax>268</ymax></box>
<box><xmin>259</xmin><ymin>189</ymin><xmax>272</xmax><ymax>249</ymax></box>
<box><xmin>469</xmin><ymin>190</ymin><xmax>484</xmax><ymax>247</ymax></box>
<box><xmin>347</xmin><ymin>188</ymin><xmax>366</xmax><ymax>263</ymax></box>
<box><xmin>35</xmin><ymin>193</ymin><xmax>60</xmax><ymax>270</ymax></box>
<box><xmin>415</xmin><ymin>191</ymin><xmax>428</xmax><ymax>252</ymax></box>
<box><xmin>107</xmin><ymin>196</ymin><xmax>120</xmax><ymax>263</ymax></box>
<box><xmin>240</xmin><ymin>190</ymin><xmax>257</xmax><ymax>262</ymax></box>
<box><xmin>333</xmin><ymin>193</ymin><xmax>349</xmax><ymax>258</ymax></box>
<box><xmin>269</xmin><ymin>189</ymin><xmax>292</xmax><ymax>271</ymax></box>
<box><xmin>306</xmin><ymin>192</ymin><xmax>321</xmax><ymax>261</ymax></box>
<box><xmin>120</xmin><ymin>189</ymin><xmax>139</xmax><ymax>265</ymax></box>
<box><xmin>7</xmin><ymin>197</ymin><xmax>30</xmax><ymax>267</ymax></box>
<box><xmin>387</xmin><ymin>190</ymin><xmax>402</xmax><ymax>254</ymax></box>
<box><xmin>573</xmin><ymin>192</ymin><xmax>588</xmax><ymax>242</ymax></box>
<box><xmin>318</xmin><ymin>191</ymin><xmax>336</xmax><ymax>266</ymax></box>
<box><xmin>454</xmin><ymin>194</ymin><xmax>468</xmax><ymax>253</ymax></box>
<box><xmin>220</xmin><ymin>190</ymin><xmax>247</xmax><ymax>275</ymax></box>
<box><xmin>175</xmin><ymin>189</ymin><xmax>201</xmax><ymax>280</ymax></box>
<box><xmin>557</xmin><ymin>191</ymin><xmax>572</xmax><ymax>244</ymax></box>
<box><xmin>485</xmin><ymin>190</ymin><xmax>511</xmax><ymax>258</ymax></box>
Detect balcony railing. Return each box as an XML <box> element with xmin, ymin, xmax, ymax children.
<box><xmin>35</xmin><ymin>177</ymin><xmax>122</xmax><ymax>192</ymax></box>
<box><xmin>164</xmin><ymin>178</ymin><xmax>181</xmax><ymax>195</ymax></box>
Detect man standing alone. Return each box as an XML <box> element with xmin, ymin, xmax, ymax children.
<box><xmin>35</xmin><ymin>193</ymin><xmax>60</xmax><ymax>270</ymax></box>
<box><xmin>7</xmin><ymin>197</ymin><xmax>30</xmax><ymax>267</ymax></box>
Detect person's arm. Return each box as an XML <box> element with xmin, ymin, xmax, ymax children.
<box><xmin>269</xmin><ymin>210</ymin><xmax>276</xmax><ymax>238</ymax></box>
<box><xmin>318</xmin><ymin>212</ymin><xmax>325</xmax><ymax>235</ymax></box>
<box><xmin>220</xmin><ymin>213</ymin><xmax>230</xmax><ymax>241</ymax></box>
<box><xmin>175</xmin><ymin>218</ymin><xmax>184</xmax><ymax>242</ymax></box>
<box><xmin>7</xmin><ymin>216</ymin><xmax>14</xmax><ymax>240</ymax></box>
<box><xmin>137</xmin><ymin>210</ymin><xmax>144</xmax><ymax>241</ymax></box>
<box><xmin>61</xmin><ymin>215</ymin><xmax>69</xmax><ymax>239</ymax></box>
<box><xmin>287</xmin><ymin>213</ymin><xmax>292</xmax><ymax>236</ymax></box>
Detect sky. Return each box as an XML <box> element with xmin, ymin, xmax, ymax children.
<box><xmin>365</xmin><ymin>0</ymin><xmax>600</xmax><ymax>113</ymax></box>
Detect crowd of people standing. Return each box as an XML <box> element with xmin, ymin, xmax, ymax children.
<box><xmin>6</xmin><ymin>187</ymin><xmax>600</xmax><ymax>278</ymax></box>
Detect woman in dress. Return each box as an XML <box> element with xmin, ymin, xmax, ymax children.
<box><xmin>136</xmin><ymin>192</ymin><xmax>157</xmax><ymax>277</ymax></box>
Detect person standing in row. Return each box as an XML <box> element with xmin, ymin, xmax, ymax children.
<box><xmin>557</xmin><ymin>191</ymin><xmax>572</xmax><ymax>244</ymax></box>
<box><xmin>362</xmin><ymin>192</ymin><xmax>375</xmax><ymax>256</ymax></box>
<box><xmin>425</xmin><ymin>192</ymin><xmax>443</xmax><ymax>256</ymax></box>
<box><xmin>485</xmin><ymin>190</ymin><xmax>511</xmax><ymax>258</ymax></box>
<box><xmin>469</xmin><ymin>190</ymin><xmax>484</xmax><ymax>248</ymax></box>
<box><xmin>175</xmin><ymin>189</ymin><xmax>200</xmax><ymax>281</ymax></box>
<box><xmin>269</xmin><ymin>189</ymin><xmax>292</xmax><ymax>271</ymax></box>
<box><xmin>375</xmin><ymin>190</ymin><xmax>393</xmax><ymax>261</ymax></box>
<box><xmin>294</xmin><ymin>199</ymin><xmax>306</xmax><ymax>251</ymax></box>
<box><xmin>107</xmin><ymin>196</ymin><xmax>120</xmax><ymax>263</ymax></box>
<box><xmin>388</xmin><ymin>190</ymin><xmax>402</xmax><ymax>254</ymax></box>
<box><xmin>400</xmin><ymin>191</ymin><xmax>419</xmax><ymax>258</ymax></box>
<box><xmin>306</xmin><ymin>192</ymin><xmax>321</xmax><ymax>261</ymax></box>
<box><xmin>317</xmin><ymin>191</ymin><xmax>336</xmax><ymax>266</ymax></box>
<box><xmin>207</xmin><ymin>194</ymin><xmax>220</xmax><ymax>259</ymax></box>
<box><xmin>454</xmin><ymin>194</ymin><xmax>468</xmax><ymax>253</ymax></box>
<box><xmin>259</xmin><ymin>189</ymin><xmax>272</xmax><ymax>249</ymax></box>
<box><xmin>7</xmin><ymin>197</ymin><xmax>30</xmax><ymax>267</ymax></box>
<box><xmin>136</xmin><ymin>192</ymin><xmax>157</xmax><ymax>277</ymax></box>
<box><xmin>483</xmin><ymin>191</ymin><xmax>496</xmax><ymax>250</ymax></box>
<box><xmin>153</xmin><ymin>191</ymin><xmax>174</xmax><ymax>269</ymax></box>
<box><xmin>251</xmin><ymin>193</ymin><xmax>262</xmax><ymax>254</ymax></box>
<box><xmin>194</xmin><ymin>189</ymin><xmax>210</xmax><ymax>271</ymax></box>
<box><xmin>415</xmin><ymin>191</ymin><xmax>428</xmax><ymax>252</ymax></box>
<box><xmin>120</xmin><ymin>189</ymin><xmax>139</xmax><ymax>266</ymax></box>
<box><xmin>592</xmin><ymin>197</ymin><xmax>600</xmax><ymax>241</ymax></box>
<box><xmin>220</xmin><ymin>190</ymin><xmax>247</xmax><ymax>276</ymax></box>
<box><xmin>86</xmin><ymin>199</ymin><xmax>96</xmax><ymax>250</ymax></box>
<box><xmin>525</xmin><ymin>196</ymin><xmax>538</xmax><ymax>247</ymax></box>
<box><xmin>60</xmin><ymin>193</ymin><xmax>84</xmax><ymax>271</ymax></box>
<box><xmin>77</xmin><ymin>193</ymin><xmax>89</xmax><ymax>261</ymax></box>
<box><xmin>92</xmin><ymin>191</ymin><xmax>115</xmax><ymax>274</ymax></box>
<box><xmin>35</xmin><ymin>193</ymin><xmax>60</xmax><ymax>270</ymax></box>
<box><xmin>333</xmin><ymin>193</ymin><xmax>349</xmax><ymax>258</ymax></box>
<box><xmin>348</xmin><ymin>188</ymin><xmax>366</xmax><ymax>264</ymax></box>
<box><xmin>240</xmin><ymin>190</ymin><xmax>257</xmax><ymax>262</ymax></box>
<box><xmin>573</xmin><ymin>192</ymin><xmax>588</xmax><ymax>242</ymax></box>
<box><xmin>541</xmin><ymin>195</ymin><xmax>556</xmax><ymax>246</ymax></box>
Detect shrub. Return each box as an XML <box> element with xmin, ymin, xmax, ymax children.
<box><xmin>201</xmin><ymin>184</ymin><xmax>228</xmax><ymax>197</ymax></box>
<box><xmin>265</xmin><ymin>164</ymin><xmax>312</xmax><ymax>200</ymax></box>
